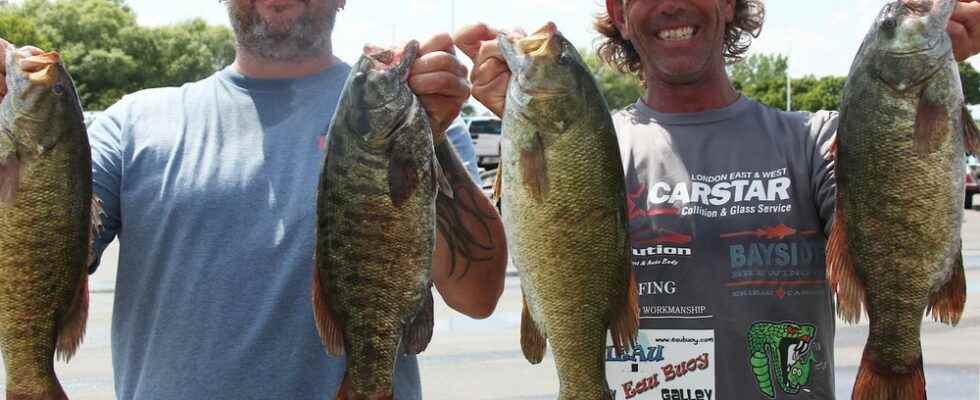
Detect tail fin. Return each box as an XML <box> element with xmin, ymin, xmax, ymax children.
<box><xmin>852</xmin><ymin>350</ymin><xmax>926</xmax><ymax>400</ymax></box>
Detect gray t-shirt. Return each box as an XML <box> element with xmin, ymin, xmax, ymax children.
<box><xmin>604</xmin><ymin>96</ymin><xmax>838</xmax><ymax>400</ymax></box>
<box><xmin>88</xmin><ymin>64</ymin><xmax>480</xmax><ymax>400</ymax></box>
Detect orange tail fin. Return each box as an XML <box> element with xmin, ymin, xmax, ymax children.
<box><xmin>852</xmin><ymin>351</ymin><xmax>926</xmax><ymax>400</ymax></box>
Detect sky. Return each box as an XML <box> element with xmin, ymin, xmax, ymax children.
<box><xmin>125</xmin><ymin>0</ymin><xmax>980</xmax><ymax>76</ymax></box>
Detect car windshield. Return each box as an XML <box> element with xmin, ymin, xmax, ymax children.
<box><xmin>469</xmin><ymin>120</ymin><xmax>501</xmax><ymax>135</ymax></box>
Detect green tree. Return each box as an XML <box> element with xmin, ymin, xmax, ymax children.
<box><xmin>0</xmin><ymin>12</ymin><xmax>53</xmax><ymax>50</ymax></box>
<box><xmin>792</xmin><ymin>75</ymin><xmax>846</xmax><ymax>112</ymax></box>
<box><xmin>580</xmin><ymin>48</ymin><xmax>644</xmax><ymax>111</ymax></box>
<box><xmin>959</xmin><ymin>62</ymin><xmax>980</xmax><ymax>105</ymax></box>
<box><xmin>730</xmin><ymin>53</ymin><xmax>788</xmax><ymax>90</ymax></box>
<box><xmin>1</xmin><ymin>0</ymin><xmax>234</xmax><ymax>110</ymax></box>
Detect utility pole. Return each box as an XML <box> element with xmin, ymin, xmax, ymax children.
<box><xmin>785</xmin><ymin>42</ymin><xmax>793</xmax><ymax>112</ymax></box>
<box><xmin>450</xmin><ymin>0</ymin><xmax>456</xmax><ymax>33</ymax></box>
<box><xmin>786</xmin><ymin>71</ymin><xmax>792</xmax><ymax>112</ymax></box>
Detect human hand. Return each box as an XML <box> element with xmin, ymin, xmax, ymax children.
<box><xmin>949</xmin><ymin>0</ymin><xmax>980</xmax><ymax>61</ymax></box>
<box><xmin>453</xmin><ymin>23</ymin><xmax>522</xmax><ymax>118</ymax></box>
<box><xmin>0</xmin><ymin>38</ymin><xmax>9</xmax><ymax>101</ymax></box>
<box><xmin>409</xmin><ymin>33</ymin><xmax>470</xmax><ymax>141</ymax></box>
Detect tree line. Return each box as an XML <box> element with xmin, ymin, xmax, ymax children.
<box><xmin>2</xmin><ymin>0</ymin><xmax>977</xmax><ymax>113</ymax></box>
<box><xmin>0</xmin><ymin>0</ymin><xmax>234</xmax><ymax>110</ymax></box>
<box><xmin>586</xmin><ymin>51</ymin><xmax>980</xmax><ymax>113</ymax></box>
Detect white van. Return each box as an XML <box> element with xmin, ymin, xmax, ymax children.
<box><xmin>467</xmin><ymin>116</ymin><xmax>502</xmax><ymax>166</ymax></box>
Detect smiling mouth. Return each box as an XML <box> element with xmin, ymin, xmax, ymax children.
<box><xmin>657</xmin><ymin>26</ymin><xmax>697</xmax><ymax>42</ymax></box>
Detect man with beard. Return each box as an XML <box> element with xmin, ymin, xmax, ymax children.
<box><xmin>456</xmin><ymin>0</ymin><xmax>980</xmax><ymax>398</ymax></box>
<box><xmin>0</xmin><ymin>0</ymin><xmax>507</xmax><ymax>399</ymax></box>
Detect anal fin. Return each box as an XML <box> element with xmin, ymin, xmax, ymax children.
<box><xmin>403</xmin><ymin>284</ymin><xmax>434</xmax><ymax>354</ymax></box>
<box><xmin>827</xmin><ymin>199</ymin><xmax>866</xmax><ymax>323</ymax></box>
<box><xmin>609</xmin><ymin>269</ymin><xmax>639</xmax><ymax>352</ymax></box>
<box><xmin>520</xmin><ymin>293</ymin><xmax>547</xmax><ymax>364</ymax></box>
<box><xmin>312</xmin><ymin>265</ymin><xmax>345</xmax><ymax>355</ymax></box>
<box><xmin>928</xmin><ymin>249</ymin><xmax>966</xmax><ymax>326</ymax></box>
<box><xmin>55</xmin><ymin>268</ymin><xmax>88</xmax><ymax>362</ymax></box>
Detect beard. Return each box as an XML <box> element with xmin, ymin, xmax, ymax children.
<box><xmin>227</xmin><ymin>0</ymin><xmax>338</xmax><ymax>61</ymax></box>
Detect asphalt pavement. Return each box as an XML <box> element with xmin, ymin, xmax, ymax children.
<box><xmin>3</xmin><ymin>209</ymin><xmax>980</xmax><ymax>399</ymax></box>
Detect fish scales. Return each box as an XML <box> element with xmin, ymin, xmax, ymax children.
<box><xmin>0</xmin><ymin>47</ymin><xmax>93</xmax><ymax>400</ymax></box>
<box><xmin>497</xmin><ymin>23</ymin><xmax>639</xmax><ymax>400</ymax></box>
<box><xmin>829</xmin><ymin>1</ymin><xmax>975</xmax><ymax>398</ymax></box>
<box><xmin>314</xmin><ymin>41</ymin><xmax>440</xmax><ymax>400</ymax></box>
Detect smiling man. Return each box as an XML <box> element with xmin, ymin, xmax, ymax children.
<box><xmin>0</xmin><ymin>0</ymin><xmax>507</xmax><ymax>399</ymax></box>
<box><xmin>456</xmin><ymin>0</ymin><xmax>980</xmax><ymax>398</ymax></box>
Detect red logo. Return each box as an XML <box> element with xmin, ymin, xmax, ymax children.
<box><xmin>632</xmin><ymin>228</ymin><xmax>693</xmax><ymax>245</ymax></box>
<box><xmin>627</xmin><ymin>183</ymin><xmax>680</xmax><ymax>219</ymax></box>
<box><xmin>720</xmin><ymin>224</ymin><xmax>819</xmax><ymax>240</ymax></box>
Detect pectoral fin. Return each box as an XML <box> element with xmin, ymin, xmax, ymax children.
<box><xmin>0</xmin><ymin>151</ymin><xmax>20</xmax><ymax>205</ymax></box>
<box><xmin>913</xmin><ymin>97</ymin><xmax>948</xmax><ymax>155</ymax></box>
<box><xmin>519</xmin><ymin>132</ymin><xmax>549</xmax><ymax>202</ymax></box>
<box><xmin>388</xmin><ymin>155</ymin><xmax>419</xmax><ymax>208</ymax></box>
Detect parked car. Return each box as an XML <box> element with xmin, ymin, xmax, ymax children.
<box><xmin>467</xmin><ymin>116</ymin><xmax>502</xmax><ymax>166</ymax></box>
<box><xmin>967</xmin><ymin>156</ymin><xmax>980</xmax><ymax>209</ymax></box>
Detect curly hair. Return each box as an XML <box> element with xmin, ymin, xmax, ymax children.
<box><xmin>595</xmin><ymin>0</ymin><xmax>765</xmax><ymax>78</ymax></box>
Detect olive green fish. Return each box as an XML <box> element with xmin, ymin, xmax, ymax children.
<box><xmin>829</xmin><ymin>1</ymin><xmax>976</xmax><ymax>399</ymax></box>
<box><xmin>313</xmin><ymin>41</ymin><xmax>450</xmax><ymax>400</ymax></box>
<box><xmin>495</xmin><ymin>23</ymin><xmax>639</xmax><ymax>400</ymax></box>
<box><xmin>0</xmin><ymin>47</ymin><xmax>99</xmax><ymax>400</ymax></box>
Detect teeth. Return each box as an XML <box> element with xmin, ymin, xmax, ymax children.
<box><xmin>657</xmin><ymin>26</ymin><xmax>695</xmax><ymax>41</ymax></box>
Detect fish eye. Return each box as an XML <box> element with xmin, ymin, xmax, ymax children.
<box><xmin>52</xmin><ymin>84</ymin><xmax>65</xmax><ymax>96</ymax></box>
<box><xmin>353</xmin><ymin>72</ymin><xmax>367</xmax><ymax>84</ymax></box>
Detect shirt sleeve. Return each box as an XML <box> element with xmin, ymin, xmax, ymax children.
<box><xmin>87</xmin><ymin>101</ymin><xmax>128</xmax><ymax>272</ymax></box>
<box><xmin>808</xmin><ymin>111</ymin><xmax>839</xmax><ymax>236</ymax></box>
<box><xmin>445</xmin><ymin>116</ymin><xmax>481</xmax><ymax>185</ymax></box>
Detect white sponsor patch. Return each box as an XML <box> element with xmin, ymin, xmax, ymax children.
<box><xmin>606</xmin><ymin>330</ymin><xmax>716</xmax><ymax>399</ymax></box>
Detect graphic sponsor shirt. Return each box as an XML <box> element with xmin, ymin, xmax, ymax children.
<box><xmin>87</xmin><ymin>64</ymin><xmax>480</xmax><ymax>400</ymax></box>
<box><xmin>605</xmin><ymin>96</ymin><xmax>838</xmax><ymax>400</ymax></box>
